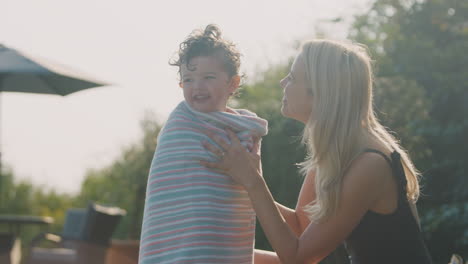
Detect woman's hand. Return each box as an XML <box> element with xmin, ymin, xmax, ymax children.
<box><xmin>200</xmin><ymin>129</ymin><xmax>263</xmax><ymax>190</ymax></box>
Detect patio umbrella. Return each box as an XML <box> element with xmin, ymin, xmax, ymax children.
<box><xmin>0</xmin><ymin>43</ymin><xmax>107</xmax><ymax>95</ymax></box>
<box><xmin>0</xmin><ymin>43</ymin><xmax>108</xmax><ymax>203</ymax></box>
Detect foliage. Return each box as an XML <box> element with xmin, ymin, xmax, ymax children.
<box><xmin>75</xmin><ymin>113</ymin><xmax>161</xmax><ymax>239</ymax></box>
<box><xmin>0</xmin><ymin>168</ymin><xmax>34</xmax><ymax>215</ymax></box>
<box><xmin>350</xmin><ymin>0</ymin><xmax>468</xmax><ymax>261</ymax></box>
<box><xmin>0</xmin><ymin>167</ymin><xmax>74</xmax><ymax>249</ymax></box>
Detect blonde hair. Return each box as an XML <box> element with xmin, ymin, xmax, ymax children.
<box><xmin>299</xmin><ymin>39</ymin><xmax>421</xmax><ymax>222</ymax></box>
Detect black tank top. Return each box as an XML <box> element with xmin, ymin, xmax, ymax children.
<box><xmin>344</xmin><ymin>149</ymin><xmax>433</xmax><ymax>264</ymax></box>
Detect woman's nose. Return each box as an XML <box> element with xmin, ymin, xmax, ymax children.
<box><xmin>279</xmin><ymin>78</ymin><xmax>286</xmax><ymax>89</ymax></box>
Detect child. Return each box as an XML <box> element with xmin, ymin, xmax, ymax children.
<box><xmin>138</xmin><ymin>24</ymin><xmax>268</xmax><ymax>264</ymax></box>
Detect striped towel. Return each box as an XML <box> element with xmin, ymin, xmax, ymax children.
<box><xmin>139</xmin><ymin>101</ymin><xmax>268</xmax><ymax>264</ymax></box>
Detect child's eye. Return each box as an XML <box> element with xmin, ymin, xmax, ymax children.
<box><xmin>205</xmin><ymin>76</ymin><xmax>216</xmax><ymax>79</ymax></box>
<box><xmin>183</xmin><ymin>78</ymin><xmax>193</xmax><ymax>83</ymax></box>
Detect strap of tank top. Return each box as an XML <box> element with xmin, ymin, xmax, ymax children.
<box><xmin>363</xmin><ymin>148</ymin><xmax>408</xmax><ymax>194</ymax></box>
<box><xmin>389</xmin><ymin>151</ymin><xmax>408</xmax><ymax>194</ymax></box>
<box><xmin>362</xmin><ymin>148</ymin><xmax>393</xmax><ymax>168</ymax></box>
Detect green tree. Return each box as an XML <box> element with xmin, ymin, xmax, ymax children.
<box><xmin>0</xmin><ymin>166</ymin><xmax>74</xmax><ymax>249</ymax></box>
<box><xmin>0</xmin><ymin>167</ymin><xmax>34</xmax><ymax>214</ymax></box>
<box><xmin>350</xmin><ymin>0</ymin><xmax>468</xmax><ymax>261</ymax></box>
<box><xmin>76</xmin><ymin>113</ymin><xmax>161</xmax><ymax>239</ymax></box>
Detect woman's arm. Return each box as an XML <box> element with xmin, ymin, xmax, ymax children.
<box><xmin>254</xmin><ymin>249</ymin><xmax>282</xmax><ymax>264</ymax></box>
<box><xmin>295</xmin><ymin>170</ymin><xmax>315</xmax><ymax>233</ymax></box>
<box><xmin>201</xmin><ymin>130</ymin><xmax>391</xmax><ymax>264</ymax></box>
<box><xmin>275</xmin><ymin>202</ymin><xmax>301</xmax><ymax>236</ymax></box>
<box><xmin>255</xmin><ymin>169</ymin><xmax>317</xmax><ymax>263</ymax></box>
<box><xmin>257</xmin><ymin>137</ymin><xmax>304</xmax><ymax>236</ymax></box>
<box><xmin>275</xmin><ymin>168</ymin><xmax>316</xmax><ymax>236</ymax></box>
<box><xmin>254</xmin><ymin>170</ymin><xmax>317</xmax><ymax>263</ymax></box>
<box><xmin>249</xmin><ymin>154</ymin><xmax>389</xmax><ymax>263</ymax></box>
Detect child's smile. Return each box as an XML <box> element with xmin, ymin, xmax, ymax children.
<box><xmin>180</xmin><ymin>56</ymin><xmax>237</xmax><ymax>113</ymax></box>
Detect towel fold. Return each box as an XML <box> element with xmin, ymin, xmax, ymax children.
<box><xmin>139</xmin><ymin>101</ymin><xmax>268</xmax><ymax>264</ymax></box>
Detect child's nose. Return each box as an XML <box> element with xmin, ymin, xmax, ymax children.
<box><xmin>193</xmin><ymin>80</ymin><xmax>205</xmax><ymax>90</ymax></box>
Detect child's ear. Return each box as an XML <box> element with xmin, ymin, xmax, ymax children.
<box><xmin>229</xmin><ymin>75</ymin><xmax>241</xmax><ymax>94</ymax></box>
<box><xmin>179</xmin><ymin>82</ymin><xmax>183</xmax><ymax>88</ymax></box>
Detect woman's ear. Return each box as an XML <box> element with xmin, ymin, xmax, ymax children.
<box><xmin>228</xmin><ymin>75</ymin><xmax>241</xmax><ymax>94</ymax></box>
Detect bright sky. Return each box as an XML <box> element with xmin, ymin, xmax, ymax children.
<box><xmin>1</xmin><ymin>0</ymin><xmax>371</xmax><ymax>194</ymax></box>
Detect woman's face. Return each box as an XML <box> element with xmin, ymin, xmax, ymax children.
<box><xmin>280</xmin><ymin>54</ymin><xmax>313</xmax><ymax>123</ymax></box>
<box><xmin>180</xmin><ymin>56</ymin><xmax>239</xmax><ymax>113</ymax></box>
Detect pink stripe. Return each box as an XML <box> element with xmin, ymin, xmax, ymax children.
<box><xmin>158</xmin><ymin>148</ymin><xmax>204</xmax><ymax>156</ymax></box>
<box><xmin>144</xmin><ymin>210</ymin><xmax>253</xmax><ymax>227</ymax></box>
<box><xmin>153</xmin><ymin>159</ymin><xmax>197</xmax><ymax>166</ymax></box>
<box><xmin>145</xmin><ymin>205</ymin><xmax>253</xmax><ymax>227</ymax></box>
<box><xmin>146</xmin><ymin>199</ymin><xmax>252</xmax><ymax>216</ymax></box>
<box><xmin>145</xmin><ymin>215</ymin><xmax>252</xmax><ymax>231</ymax></box>
<box><xmin>149</xmin><ymin>182</ymin><xmax>242</xmax><ymax>194</ymax></box>
<box><xmin>170</xmin><ymin>116</ymin><xmax>225</xmax><ymax>134</ymax></box>
<box><xmin>147</xmin><ymin>196</ymin><xmax>251</xmax><ymax>212</ymax></box>
<box><xmin>143</xmin><ymin>239</ymin><xmax>253</xmax><ymax>256</ymax></box>
<box><xmin>168</xmin><ymin>115</ymin><xmax>190</xmax><ymax>122</ymax></box>
<box><xmin>165</xmin><ymin>126</ymin><xmax>203</xmax><ymax>134</ymax></box>
<box><xmin>149</xmin><ymin>173</ymin><xmax>226</xmax><ymax>186</ymax></box>
<box><xmin>176</xmin><ymin>258</ymin><xmax>251</xmax><ymax>264</ymax></box>
<box><xmin>142</xmin><ymin>230</ymin><xmax>254</xmax><ymax>249</ymax></box>
<box><xmin>160</xmin><ymin>142</ymin><xmax>201</xmax><ymax>149</ymax></box>
<box><xmin>142</xmin><ymin>225</ymin><xmax>252</xmax><ymax>244</ymax></box>
<box><xmin>150</xmin><ymin>167</ymin><xmax>206</xmax><ymax>179</ymax></box>
<box><xmin>212</xmin><ymin>115</ymin><xmax>240</xmax><ymax>129</ymax></box>
<box><xmin>159</xmin><ymin>144</ymin><xmax>201</xmax><ymax>150</ymax></box>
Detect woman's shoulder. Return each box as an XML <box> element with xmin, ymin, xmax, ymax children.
<box><xmin>355</xmin><ymin>148</ymin><xmax>392</xmax><ymax>169</ymax></box>
<box><xmin>335</xmin><ymin>148</ymin><xmax>396</xmax><ymax>215</ymax></box>
<box><xmin>344</xmin><ymin>148</ymin><xmax>394</xmax><ymax>194</ymax></box>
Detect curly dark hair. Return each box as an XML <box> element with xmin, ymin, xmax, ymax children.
<box><xmin>170</xmin><ymin>24</ymin><xmax>242</xmax><ymax>79</ymax></box>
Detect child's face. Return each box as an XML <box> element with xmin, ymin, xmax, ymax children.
<box><xmin>180</xmin><ymin>56</ymin><xmax>239</xmax><ymax>113</ymax></box>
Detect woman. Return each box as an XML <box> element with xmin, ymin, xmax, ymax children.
<box><xmin>200</xmin><ymin>39</ymin><xmax>433</xmax><ymax>263</ymax></box>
